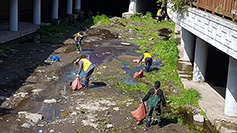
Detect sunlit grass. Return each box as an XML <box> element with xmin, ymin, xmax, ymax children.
<box><xmin>81</xmin><ymin>14</ymin><xmax>110</xmax><ymax>27</ymax></box>
<box><xmin>81</xmin><ymin>13</ymin><xmax>200</xmax><ymax>109</ymax></box>
<box><xmin>168</xmin><ymin>88</ymin><xmax>201</xmax><ymax>108</ymax></box>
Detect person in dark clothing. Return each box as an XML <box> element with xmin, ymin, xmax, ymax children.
<box><xmin>142</xmin><ymin>81</ymin><xmax>166</xmax><ymax>128</ymax></box>
<box><xmin>74</xmin><ymin>55</ymin><xmax>95</xmax><ymax>89</ymax></box>
<box><xmin>137</xmin><ymin>50</ymin><xmax>153</xmax><ymax>72</ymax></box>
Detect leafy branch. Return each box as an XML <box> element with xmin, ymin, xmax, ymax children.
<box><xmin>157</xmin><ymin>0</ymin><xmax>191</xmax><ymax>13</ymax></box>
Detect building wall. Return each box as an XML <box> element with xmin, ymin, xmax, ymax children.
<box><xmin>167</xmin><ymin>4</ymin><xmax>237</xmax><ymax>60</ymax></box>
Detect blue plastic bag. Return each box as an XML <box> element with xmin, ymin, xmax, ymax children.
<box><xmin>49</xmin><ymin>55</ymin><xmax>60</xmax><ymax>62</ymax></box>
<box><xmin>54</xmin><ymin>55</ymin><xmax>59</xmax><ymax>62</ymax></box>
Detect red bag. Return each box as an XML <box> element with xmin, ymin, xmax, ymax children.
<box><xmin>133</xmin><ymin>70</ymin><xmax>143</xmax><ymax>78</ymax></box>
<box><xmin>131</xmin><ymin>102</ymin><xmax>146</xmax><ymax>125</ymax></box>
<box><xmin>71</xmin><ymin>76</ymin><xmax>83</xmax><ymax>91</ymax></box>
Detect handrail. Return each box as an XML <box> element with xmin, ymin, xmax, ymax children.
<box><xmin>192</xmin><ymin>0</ymin><xmax>237</xmax><ymax>22</ymax></box>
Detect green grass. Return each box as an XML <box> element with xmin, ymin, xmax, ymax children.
<box><xmin>81</xmin><ymin>14</ymin><xmax>110</xmax><ymax>27</ymax></box>
<box><xmin>130</xmin><ymin>12</ymin><xmax>156</xmax><ymax>23</ymax></box>
<box><xmin>0</xmin><ymin>45</ymin><xmax>15</xmax><ymax>54</ymax></box>
<box><xmin>115</xmin><ymin>82</ymin><xmax>150</xmax><ymax>93</ymax></box>
<box><xmin>200</xmin><ymin>109</ymin><xmax>207</xmax><ymax>119</ymax></box>
<box><xmin>168</xmin><ymin>88</ymin><xmax>201</xmax><ymax>108</ymax></box>
<box><xmin>0</xmin><ymin>45</ymin><xmax>11</xmax><ymax>51</ymax></box>
<box><xmin>82</xmin><ymin>13</ymin><xmax>201</xmax><ymax>111</ymax></box>
<box><xmin>88</xmin><ymin>13</ymin><xmax>201</xmax><ymax>109</ymax></box>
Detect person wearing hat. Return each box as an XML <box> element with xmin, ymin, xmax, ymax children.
<box><xmin>137</xmin><ymin>50</ymin><xmax>153</xmax><ymax>72</ymax></box>
<box><xmin>156</xmin><ymin>8</ymin><xmax>162</xmax><ymax>22</ymax></box>
<box><xmin>74</xmin><ymin>55</ymin><xmax>95</xmax><ymax>89</ymax></box>
<box><xmin>74</xmin><ymin>32</ymin><xmax>83</xmax><ymax>53</ymax></box>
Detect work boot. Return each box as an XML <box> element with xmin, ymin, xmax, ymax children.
<box><xmin>145</xmin><ymin>67</ymin><xmax>148</xmax><ymax>72</ymax></box>
<box><xmin>147</xmin><ymin>66</ymin><xmax>150</xmax><ymax>72</ymax></box>
<box><xmin>145</xmin><ymin>121</ymin><xmax>151</xmax><ymax>127</ymax></box>
<box><xmin>84</xmin><ymin>80</ymin><xmax>89</xmax><ymax>89</ymax></box>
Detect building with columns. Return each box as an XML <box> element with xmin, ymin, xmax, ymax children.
<box><xmin>0</xmin><ymin>0</ymin><xmax>83</xmax><ymax>44</ymax></box>
<box><xmin>0</xmin><ymin>0</ymin><xmax>159</xmax><ymax>44</ymax></box>
<box><xmin>168</xmin><ymin>1</ymin><xmax>237</xmax><ymax>117</ymax></box>
<box><xmin>0</xmin><ymin>0</ymin><xmax>81</xmax><ymax>31</ymax></box>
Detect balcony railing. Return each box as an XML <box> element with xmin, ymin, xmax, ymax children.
<box><xmin>192</xmin><ymin>0</ymin><xmax>237</xmax><ymax>22</ymax></box>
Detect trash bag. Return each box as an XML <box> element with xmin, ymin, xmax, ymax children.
<box><xmin>49</xmin><ymin>55</ymin><xmax>60</xmax><ymax>62</ymax></box>
<box><xmin>133</xmin><ymin>70</ymin><xmax>143</xmax><ymax>78</ymax></box>
<box><xmin>53</xmin><ymin>55</ymin><xmax>59</xmax><ymax>62</ymax></box>
<box><xmin>71</xmin><ymin>76</ymin><xmax>83</xmax><ymax>91</ymax></box>
<box><xmin>131</xmin><ymin>102</ymin><xmax>146</xmax><ymax>125</ymax></box>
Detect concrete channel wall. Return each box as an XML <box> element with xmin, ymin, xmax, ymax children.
<box><xmin>167</xmin><ymin>3</ymin><xmax>237</xmax><ymax>132</ymax></box>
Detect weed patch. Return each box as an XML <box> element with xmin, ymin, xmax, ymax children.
<box><xmin>168</xmin><ymin>88</ymin><xmax>200</xmax><ymax>108</ymax></box>
<box><xmin>81</xmin><ymin>14</ymin><xmax>110</xmax><ymax>27</ymax></box>
<box><xmin>38</xmin><ymin>25</ymin><xmax>73</xmax><ymax>38</ymax></box>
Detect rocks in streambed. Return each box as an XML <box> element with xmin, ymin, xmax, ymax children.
<box><xmin>13</xmin><ymin>92</ymin><xmax>28</xmax><ymax>98</ymax></box>
<box><xmin>133</xmin><ymin>60</ymin><xmax>139</xmax><ymax>63</ymax></box>
<box><xmin>113</xmin><ymin>107</ymin><xmax>119</xmax><ymax>111</ymax></box>
<box><xmin>121</xmin><ymin>42</ymin><xmax>131</xmax><ymax>46</ymax></box>
<box><xmin>106</xmin><ymin>124</ymin><xmax>114</xmax><ymax>128</ymax></box>
<box><xmin>21</xmin><ymin>123</ymin><xmax>31</xmax><ymax>128</ymax></box>
<box><xmin>82</xmin><ymin>119</ymin><xmax>99</xmax><ymax>129</ymax></box>
<box><xmin>193</xmin><ymin>114</ymin><xmax>204</xmax><ymax>123</ymax></box>
<box><xmin>18</xmin><ymin>111</ymin><xmax>43</xmax><ymax>125</ymax></box>
<box><xmin>43</xmin><ymin>99</ymin><xmax>57</xmax><ymax>104</ymax></box>
<box><xmin>63</xmin><ymin>38</ymin><xmax>76</xmax><ymax>45</ymax></box>
<box><xmin>32</xmin><ymin>89</ymin><xmax>43</xmax><ymax>94</ymax></box>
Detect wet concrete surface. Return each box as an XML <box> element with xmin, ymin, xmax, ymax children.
<box><xmin>0</xmin><ymin>27</ymin><xmax>216</xmax><ymax>133</ymax></box>
<box><xmin>177</xmin><ymin>42</ymin><xmax>237</xmax><ymax>132</ymax></box>
<box><xmin>0</xmin><ymin>22</ymin><xmax>40</xmax><ymax>44</ymax></box>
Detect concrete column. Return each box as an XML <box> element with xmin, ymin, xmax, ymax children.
<box><xmin>67</xmin><ymin>0</ymin><xmax>72</xmax><ymax>14</ymax></box>
<box><xmin>33</xmin><ymin>0</ymin><xmax>41</xmax><ymax>25</ymax></box>
<box><xmin>224</xmin><ymin>57</ymin><xmax>237</xmax><ymax>116</ymax></box>
<box><xmin>181</xmin><ymin>27</ymin><xmax>196</xmax><ymax>62</ymax></box>
<box><xmin>75</xmin><ymin>0</ymin><xmax>81</xmax><ymax>13</ymax></box>
<box><xmin>52</xmin><ymin>0</ymin><xmax>58</xmax><ymax>20</ymax></box>
<box><xmin>9</xmin><ymin>0</ymin><xmax>18</xmax><ymax>31</ymax></box>
<box><xmin>128</xmin><ymin>0</ymin><xmax>137</xmax><ymax>13</ymax></box>
<box><xmin>193</xmin><ymin>37</ymin><xmax>209</xmax><ymax>81</ymax></box>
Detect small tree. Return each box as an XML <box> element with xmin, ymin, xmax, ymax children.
<box><xmin>157</xmin><ymin>0</ymin><xmax>191</xmax><ymax>13</ymax></box>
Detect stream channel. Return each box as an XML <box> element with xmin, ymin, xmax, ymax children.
<box><xmin>0</xmin><ymin>28</ymin><xmax>216</xmax><ymax>132</ymax></box>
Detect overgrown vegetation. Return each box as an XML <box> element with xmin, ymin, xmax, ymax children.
<box><xmin>81</xmin><ymin>14</ymin><xmax>110</xmax><ymax>27</ymax></box>
<box><xmin>157</xmin><ymin>0</ymin><xmax>191</xmax><ymax>13</ymax></box>
<box><xmin>85</xmin><ymin>13</ymin><xmax>200</xmax><ymax>110</ymax></box>
<box><xmin>80</xmin><ymin>13</ymin><xmax>203</xmax><ymax>131</ymax></box>
<box><xmin>168</xmin><ymin>88</ymin><xmax>200</xmax><ymax>108</ymax></box>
